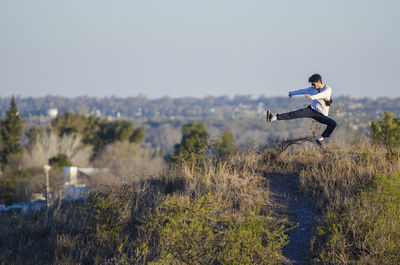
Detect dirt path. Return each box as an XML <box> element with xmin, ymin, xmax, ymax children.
<box><xmin>267</xmin><ymin>174</ymin><xmax>320</xmax><ymax>265</ymax></box>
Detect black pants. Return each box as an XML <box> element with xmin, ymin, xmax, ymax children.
<box><xmin>277</xmin><ymin>105</ymin><xmax>337</xmax><ymax>138</ymax></box>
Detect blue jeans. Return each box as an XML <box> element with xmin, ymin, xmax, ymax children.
<box><xmin>277</xmin><ymin>106</ymin><xmax>337</xmax><ymax>138</ymax></box>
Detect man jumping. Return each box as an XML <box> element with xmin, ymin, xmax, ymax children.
<box><xmin>266</xmin><ymin>74</ymin><xmax>337</xmax><ymax>149</ymax></box>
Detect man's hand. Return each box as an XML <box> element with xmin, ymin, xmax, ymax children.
<box><xmin>288</xmin><ymin>92</ymin><xmax>292</xmax><ymax>99</ymax></box>
<box><xmin>305</xmin><ymin>94</ymin><xmax>312</xmax><ymax>100</ymax></box>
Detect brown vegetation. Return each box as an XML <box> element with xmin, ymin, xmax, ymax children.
<box><xmin>259</xmin><ymin>136</ymin><xmax>400</xmax><ymax>264</ymax></box>
<box><xmin>1</xmin><ymin>136</ymin><xmax>399</xmax><ymax>264</ymax></box>
<box><xmin>0</xmin><ymin>145</ymin><xmax>289</xmax><ymax>264</ymax></box>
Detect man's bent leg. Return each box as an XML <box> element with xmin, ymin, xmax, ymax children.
<box><xmin>312</xmin><ymin>114</ymin><xmax>337</xmax><ymax>138</ymax></box>
<box><xmin>277</xmin><ymin>106</ymin><xmax>315</xmax><ymax>120</ymax></box>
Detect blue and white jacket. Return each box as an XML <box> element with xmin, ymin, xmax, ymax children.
<box><xmin>290</xmin><ymin>85</ymin><xmax>332</xmax><ymax>116</ymax></box>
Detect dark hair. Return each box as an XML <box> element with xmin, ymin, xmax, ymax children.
<box><xmin>308</xmin><ymin>74</ymin><xmax>322</xmax><ymax>83</ymax></box>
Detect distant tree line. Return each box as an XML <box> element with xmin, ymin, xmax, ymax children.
<box><xmin>2</xmin><ymin>95</ymin><xmax>399</xmax><ymax>122</ymax></box>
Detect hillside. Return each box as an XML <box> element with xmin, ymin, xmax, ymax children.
<box><xmin>1</xmin><ymin>137</ymin><xmax>400</xmax><ymax>264</ymax></box>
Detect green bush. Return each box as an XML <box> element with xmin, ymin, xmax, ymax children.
<box><xmin>213</xmin><ymin>130</ymin><xmax>235</xmax><ymax>157</ymax></box>
<box><xmin>174</xmin><ymin>123</ymin><xmax>209</xmax><ymax>157</ymax></box>
<box><xmin>49</xmin><ymin>153</ymin><xmax>72</xmax><ymax>168</ymax></box>
<box><xmin>316</xmin><ymin>173</ymin><xmax>400</xmax><ymax>264</ymax></box>
<box><xmin>0</xmin><ymin>170</ymin><xmax>31</xmax><ymax>204</ymax></box>
<box><xmin>146</xmin><ymin>193</ymin><xmax>289</xmax><ymax>265</ymax></box>
<box><xmin>83</xmin><ymin>191</ymin><xmax>128</xmax><ymax>250</ymax></box>
<box><xmin>370</xmin><ymin>111</ymin><xmax>400</xmax><ymax>159</ymax></box>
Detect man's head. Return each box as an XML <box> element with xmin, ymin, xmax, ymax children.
<box><xmin>308</xmin><ymin>74</ymin><xmax>324</xmax><ymax>89</ymax></box>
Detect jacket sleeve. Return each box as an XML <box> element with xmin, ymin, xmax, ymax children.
<box><xmin>310</xmin><ymin>87</ymin><xmax>331</xmax><ymax>100</ymax></box>
<box><xmin>290</xmin><ymin>87</ymin><xmax>313</xmax><ymax>96</ymax></box>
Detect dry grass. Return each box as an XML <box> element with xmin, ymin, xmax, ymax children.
<box><xmin>266</xmin><ymin>137</ymin><xmax>400</xmax><ymax>264</ymax></box>
<box><xmin>0</xmin><ymin>146</ymin><xmax>287</xmax><ymax>265</ymax></box>
<box><xmin>91</xmin><ymin>141</ymin><xmax>166</xmax><ymax>184</ymax></box>
<box><xmin>1</xmin><ymin>136</ymin><xmax>399</xmax><ymax>264</ymax></box>
<box><xmin>298</xmin><ymin>141</ymin><xmax>397</xmax><ymax>210</ymax></box>
<box><xmin>311</xmin><ymin>173</ymin><xmax>400</xmax><ymax>264</ymax></box>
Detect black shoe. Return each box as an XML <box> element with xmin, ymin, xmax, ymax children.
<box><xmin>315</xmin><ymin>139</ymin><xmax>325</xmax><ymax>149</ymax></box>
<box><xmin>266</xmin><ymin>110</ymin><xmax>272</xmax><ymax>122</ymax></box>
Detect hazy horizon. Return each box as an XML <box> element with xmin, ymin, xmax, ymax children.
<box><xmin>2</xmin><ymin>93</ymin><xmax>399</xmax><ymax>101</ymax></box>
<box><xmin>1</xmin><ymin>1</ymin><xmax>399</xmax><ymax>99</ymax></box>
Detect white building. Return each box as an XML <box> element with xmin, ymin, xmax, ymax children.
<box><xmin>47</xmin><ymin>108</ymin><xmax>58</xmax><ymax>118</ymax></box>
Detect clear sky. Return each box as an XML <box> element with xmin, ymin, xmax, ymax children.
<box><xmin>0</xmin><ymin>0</ymin><xmax>399</xmax><ymax>99</ymax></box>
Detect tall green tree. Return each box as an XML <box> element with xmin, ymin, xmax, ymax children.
<box><xmin>130</xmin><ymin>126</ymin><xmax>146</xmax><ymax>144</ymax></box>
<box><xmin>0</xmin><ymin>96</ymin><xmax>25</xmax><ymax>164</ymax></box>
<box><xmin>214</xmin><ymin>130</ymin><xmax>235</xmax><ymax>156</ymax></box>
<box><xmin>94</xmin><ymin>120</ymin><xmax>134</xmax><ymax>153</ymax></box>
<box><xmin>174</xmin><ymin>122</ymin><xmax>209</xmax><ymax>156</ymax></box>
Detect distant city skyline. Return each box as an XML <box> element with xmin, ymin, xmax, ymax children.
<box><xmin>1</xmin><ymin>1</ymin><xmax>399</xmax><ymax>99</ymax></box>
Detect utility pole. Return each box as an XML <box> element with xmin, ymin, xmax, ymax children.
<box><xmin>43</xmin><ymin>165</ymin><xmax>52</xmax><ymax>207</ymax></box>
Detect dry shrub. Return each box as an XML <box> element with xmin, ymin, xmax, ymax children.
<box><xmin>22</xmin><ymin>131</ymin><xmax>92</xmax><ymax>169</ymax></box>
<box><xmin>167</xmin><ymin>146</ymin><xmax>269</xmax><ymax>210</ymax></box>
<box><xmin>297</xmin><ymin>141</ymin><xmax>398</xmax><ymax>210</ymax></box>
<box><xmin>252</xmin><ymin>135</ymin><xmax>398</xmax><ymax>210</ymax></box>
<box><xmin>92</xmin><ymin>141</ymin><xmax>166</xmax><ymax>183</ymax></box>
<box><xmin>259</xmin><ymin>136</ymin><xmax>314</xmax><ymax>170</ymax></box>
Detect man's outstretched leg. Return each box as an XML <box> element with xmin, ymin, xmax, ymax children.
<box><xmin>266</xmin><ymin>106</ymin><xmax>315</xmax><ymax>122</ymax></box>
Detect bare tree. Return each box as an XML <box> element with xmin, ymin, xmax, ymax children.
<box><xmin>22</xmin><ymin>131</ymin><xmax>92</xmax><ymax>169</ymax></box>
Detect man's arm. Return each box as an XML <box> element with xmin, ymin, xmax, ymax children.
<box><xmin>310</xmin><ymin>87</ymin><xmax>332</xmax><ymax>100</ymax></box>
<box><xmin>290</xmin><ymin>87</ymin><xmax>313</xmax><ymax>96</ymax></box>
<box><xmin>289</xmin><ymin>87</ymin><xmax>313</xmax><ymax>98</ymax></box>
